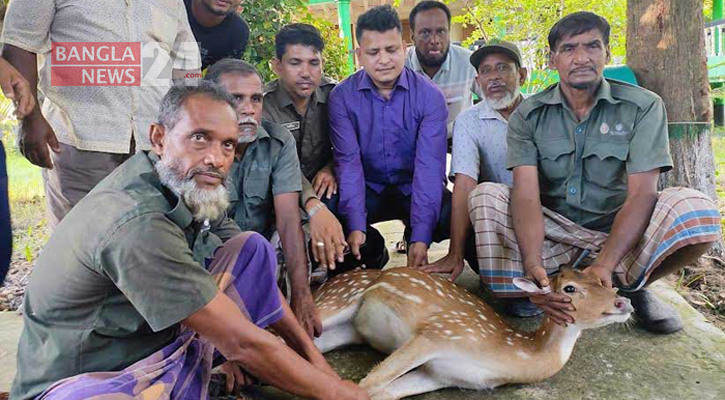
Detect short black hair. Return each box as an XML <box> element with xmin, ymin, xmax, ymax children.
<box><xmin>548</xmin><ymin>11</ymin><xmax>610</xmax><ymax>51</ymax></box>
<box><xmin>355</xmin><ymin>5</ymin><xmax>402</xmax><ymax>43</ymax></box>
<box><xmin>204</xmin><ymin>58</ymin><xmax>262</xmax><ymax>84</ymax></box>
<box><xmin>409</xmin><ymin>1</ymin><xmax>451</xmax><ymax>32</ymax></box>
<box><xmin>275</xmin><ymin>23</ymin><xmax>325</xmax><ymax>60</ymax></box>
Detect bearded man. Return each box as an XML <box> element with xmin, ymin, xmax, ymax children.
<box><xmin>10</xmin><ymin>81</ymin><xmax>369</xmax><ymax>400</ymax></box>
<box><xmin>419</xmin><ymin>40</ymin><xmax>527</xmax><ymax>303</ymax></box>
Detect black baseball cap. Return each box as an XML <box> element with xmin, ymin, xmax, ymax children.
<box><xmin>470</xmin><ymin>39</ymin><xmax>523</xmax><ymax>69</ymax></box>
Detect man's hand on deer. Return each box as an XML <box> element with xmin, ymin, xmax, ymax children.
<box><xmin>583</xmin><ymin>264</ymin><xmax>614</xmax><ymax>288</ymax></box>
<box><xmin>291</xmin><ymin>291</ymin><xmax>323</xmax><ymax>338</ymax></box>
<box><xmin>524</xmin><ymin>265</ymin><xmax>575</xmax><ymax>326</ymax></box>
<box><xmin>418</xmin><ymin>252</ymin><xmax>465</xmax><ymax>282</ymax></box>
<box><xmin>407</xmin><ymin>242</ymin><xmax>429</xmax><ymax>268</ymax></box>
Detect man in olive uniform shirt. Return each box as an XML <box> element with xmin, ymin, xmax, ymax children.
<box><xmin>11</xmin><ymin>82</ymin><xmax>368</xmax><ymax>400</ymax></box>
<box><xmin>467</xmin><ymin>12</ymin><xmax>720</xmax><ymax>333</ymax></box>
<box><xmin>204</xmin><ymin>59</ymin><xmax>323</xmax><ymax>339</ymax></box>
<box><xmin>263</xmin><ymin>23</ymin><xmax>388</xmax><ymax>279</ymax></box>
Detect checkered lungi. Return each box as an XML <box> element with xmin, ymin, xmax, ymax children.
<box><xmin>468</xmin><ymin>183</ymin><xmax>722</xmax><ymax>297</ymax></box>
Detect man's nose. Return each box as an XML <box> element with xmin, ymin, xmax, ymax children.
<box><xmin>238</xmin><ymin>100</ymin><xmax>254</xmax><ymax>116</ymax></box>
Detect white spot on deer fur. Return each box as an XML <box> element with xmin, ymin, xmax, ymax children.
<box><xmin>364</xmin><ymin>282</ymin><xmax>423</xmax><ymax>304</ymax></box>
<box><xmin>450</xmin><ymin>336</ymin><xmax>462</xmax><ymax>340</ymax></box>
<box><xmin>465</xmin><ymin>328</ymin><xmax>475</xmax><ymax>333</ymax></box>
<box><xmin>515</xmin><ymin>333</ymin><xmax>523</xmax><ymax>338</ymax></box>
<box><xmin>506</xmin><ymin>328</ymin><xmax>514</xmax><ymax>333</ymax></box>
<box><xmin>517</xmin><ymin>351</ymin><xmax>531</xmax><ymax>360</ymax></box>
<box><xmin>443</xmin><ymin>330</ymin><xmax>452</xmax><ymax>335</ymax></box>
<box><xmin>436</xmin><ymin>289</ymin><xmax>444</xmax><ymax>296</ymax></box>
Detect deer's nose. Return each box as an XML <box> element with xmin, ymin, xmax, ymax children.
<box><xmin>614</xmin><ymin>297</ymin><xmax>633</xmax><ymax>312</ymax></box>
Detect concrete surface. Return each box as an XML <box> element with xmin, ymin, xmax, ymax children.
<box><xmin>1</xmin><ymin>221</ymin><xmax>724</xmax><ymax>399</ymax></box>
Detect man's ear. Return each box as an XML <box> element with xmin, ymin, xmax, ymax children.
<box><xmin>271</xmin><ymin>57</ymin><xmax>281</xmax><ymax>76</ymax></box>
<box><xmin>605</xmin><ymin>46</ymin><xmax>612</xmax><ymax>64</ymax></box>
<box><xmin>548</xmin><ymin>49</ymin><xmax>555</xmax><ymax>70</ymax></box>
<box><xmin>519</xmin><ymin>67</ymin><xmax>528</xmax><ymax>86</ymax></box>
<box><xmin>149</xmin><ymin>123</ymin><xmax>166</xmax><ymax>156</ymax></box>
<box><xmin>513</xmin><ymin>277</ymin><xmax>552</xmax><ymax>295</ymax></box>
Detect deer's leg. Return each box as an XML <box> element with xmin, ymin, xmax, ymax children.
<box><xmin>360</xmin><ymin>336</ymin><xmax>436</xmax><ymax>395</ymax></box>
<box><xmin>314</xmin><ymin>321</ymin><xmax>364</xmax><ymax>353</ymax></box>
<box><xmin>370</xmin><ymin>370</ymin><xmax>447</xmax><ymax>400</ymax></box>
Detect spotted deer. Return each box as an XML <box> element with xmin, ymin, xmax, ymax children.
<box><xmin>313</xmin><ymin>267</ymin><xmax>633</xmax><ymax>400</ymax></box>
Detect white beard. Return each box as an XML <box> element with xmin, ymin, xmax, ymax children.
<box><xmin>155</xmin><ymin>157</ymin><xmax>230</xmax><ymax>222</ymax></box>
<box><xmin>485</xmin><ymin>80</ymin><xmax>521</xmax><ymax>111</ymax></box>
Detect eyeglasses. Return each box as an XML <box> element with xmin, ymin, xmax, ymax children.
<box><xmin>479</xmin><ymin>63</ymin><xmax>514</xmax><ymax>78</ymax></box>
<box><xmin>416</xmin><ymin>28</ymin><xmax>448</xmax><ymax>40</ymax></box>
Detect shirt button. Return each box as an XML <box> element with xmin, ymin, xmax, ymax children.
<box><xmin>576</xmin><ymin>127</ymin><xmax>583</xmax><ymax>134</ymax></box>
<box><xmin>569</xmin><ymin>187</ymin><xmax>577</xmax><ymax>194</ymax></box>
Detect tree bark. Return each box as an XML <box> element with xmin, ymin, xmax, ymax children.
<box><xmin>627</xmin><ymin>0</ymin><xmax>723</xmax><ymax>255</ymax></box>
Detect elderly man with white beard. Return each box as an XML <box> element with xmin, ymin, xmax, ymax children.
<box><xmin>418</xmin><ymin>40</ymin><xmax>527</xmax><ymax>296</ymax></box>
<box><xmin>11</xmin><ymin>81</ymin><xmax>370</xmax><ymax>400</ymax></box>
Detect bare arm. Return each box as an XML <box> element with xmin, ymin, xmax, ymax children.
<box><xmin>419</xmin><ymin>174</ymin><xmax>477</xmax><ymax>281</ymax></box>
<box><xmin>183</xmin><ymin>292</ymin><xmax>367</xmax><ymax>400</ymax></box>
<box><xmin>2</xmin><ymin>44</ymin><xmax>59</xmax><ymax>168</ymax></box>
<box><xmin>274</xmin><ymin>192</ymin><xmax>322</xmax><ymax>338</ymax></box>
<box><xmin>584</xmin><ymin>169</ymin><xmax>659</xmax><ymax>287</ymax></box>
<box><xmin>511</xmin><ymin>166</ymin><xmax>545</xmax><ymax>276</ymax></box>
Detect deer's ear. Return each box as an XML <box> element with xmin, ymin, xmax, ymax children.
<box><xmin>513</xmin><ymin>277</ymin><xmax>552</xmax><ymax>295</ymax></box>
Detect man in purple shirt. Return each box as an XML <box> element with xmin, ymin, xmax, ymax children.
<box><xmin>329</xmin><ymin>5</ymin><xmax>450</xmax><ymax>269</ymax></box>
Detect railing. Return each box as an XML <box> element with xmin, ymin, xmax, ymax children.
<box><xmin>706</xmin><ymin>19</ymin><xmax>725</xmax><ymax>57</ymax></box>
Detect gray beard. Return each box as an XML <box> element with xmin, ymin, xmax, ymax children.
<box><xmin>485</xmin><ymin>80</ymin><xmax>521</xmax><ymax>111</ymax></box>
<box><xmin>155</xmin><ymin>157</ymin><xmax>230</xmax><ymax>222</ymax></box>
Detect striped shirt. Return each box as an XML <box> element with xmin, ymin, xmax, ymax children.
<box><xmin>406</xmin><ymin>44</ymin><xmax>480</xmax><ymax>138</ymax></box>
<box><xmin>1</xmin><ymin>0</ymin><xmax>201</xmax><ymax>154</ymax></box>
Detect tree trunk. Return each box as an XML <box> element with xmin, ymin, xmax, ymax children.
<box><xmin>627</xmin><ymin>0</ymin><xmax>724</xmax><ymax>255</ymax></box>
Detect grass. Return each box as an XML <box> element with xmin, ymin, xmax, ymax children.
<box><xmin>3</xmin><ymin>146</ymin><xmax>48</xmax><ymax>266</ymax></box>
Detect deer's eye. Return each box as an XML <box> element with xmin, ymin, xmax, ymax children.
<box><xmin>563</xmin><ymin>285</ymin><xmax>577</xmax><ymax>293</ymax></box>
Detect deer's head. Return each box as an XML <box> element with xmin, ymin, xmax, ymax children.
<box><xmin>514</xmin><ymin>268</ymin><xmax>633</xmax><ymax>329</ymax></box>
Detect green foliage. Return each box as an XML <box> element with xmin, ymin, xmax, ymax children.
<box><xmin>240</xmin><ymin>0</ymin><xmax>350</xmax><ymax>83</ymax></box>
<box><xmin>443</xmin><ymin>0</ymin><xmax>627</xmax><ymax>70</ymax></box>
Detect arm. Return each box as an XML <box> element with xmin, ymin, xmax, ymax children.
<box><xmin>183</xmin><ymin>292</ymin><xmax>368</xmax><ymax>400</ymax></box>
<box><xmin>408</xmin><ymin>89</ymin><xmax>448</xmax><ymax>268</ymax></box>
<box><xmin>274</xmin><ymin>192</ymin><xmax>321</xmax><ymax>338</ymax></box>
<box><xmin>0</xmin><ymin>57</ymin><xmax>35</xmax><ymax>118</ymax></box>
<box><xmin>328</xmin><ymin>87</ymin><xmax>368</xmax><ymax>257</ymax></box>
<box><xmin>584</xmin><ymin>170</ymin><xmax>659</xmax><ymax>287</ymax></box>
<box><xmin>420</xmin><ymin>173</ymin><xmax>476</xmax><ymax>280</ymax></box>
<box><xmin>1</xmin><ymin>0</ymin><xmax>60</xmax><ymax>168</ymax></box>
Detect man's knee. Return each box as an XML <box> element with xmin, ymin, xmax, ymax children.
<box><xmin>227</xmin><ymin>231</ymin><xmax>277</xmax><ymax>273</ymax></box>
<box><xmin>468</xmin><ymin>182</ymin><xmax>510</xmax><ymax>205</ymax></box>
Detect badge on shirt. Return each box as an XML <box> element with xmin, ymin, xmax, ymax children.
<box><xmin>612</xmin><ymin>123</ymin><xmax>629</xmax><ymax>136</ymax></box>
<box><xmin>599</xmin><ymin>122</ymin><xmax>610</xmax><ymax>134</ymax></box>
<box><xmin>281</xmin><ymin>121</ymin><xmax>301</xmax><ymax>132</ymax></box>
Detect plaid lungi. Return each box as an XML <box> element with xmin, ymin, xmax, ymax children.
<box><xmin>468</xmin><ymin>183</ymin><xmax>722</xmax><ymax>297</ymax></box>
<box><xmin>35</xmin><ymin>232</ymin><xmax>284</xmax><ymax>400</ymax></box>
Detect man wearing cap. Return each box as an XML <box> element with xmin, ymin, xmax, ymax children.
<box><xmin>419</xmin><ymin>40</ymin><xmax>527</xmax><ymax>297</ymax></box>
<box><xmin>467</xmin><ymin>12</ymin><xmax>721</xmax><ymax>333</ymax></box>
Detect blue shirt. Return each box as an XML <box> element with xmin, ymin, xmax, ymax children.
<box><xmin>328</xmin><ymin>67</ymin><xmax>448</xmax><ymax>245</ymax></box>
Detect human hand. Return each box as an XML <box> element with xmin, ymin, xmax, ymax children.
<box><xmin>18</xmin><ymin>114</ymin><xmax>60</xmax><ymax>169</ymax></box>
<box><xmin>418</xmin><ymin>252</ymin><xmax>465</xmax><ymax>281</ymax></box>
<box><xmin>309</xmin><ymin>203</ymin><xmax>346</xmax><ymax>270</ymax></box>
<box><xmin>525</xmin><ymin>265</ymin><xmax>575</xmax><ymax>326</ymax></box>
<box><xmin>346</xmin><ymin>230</ymin><xmax>366</xmax><ymax>261</ymax></box>
<box><xmin>324</xmin><ymin>380</ymin><xmax>371</xmax><ymax>400</ymax></box>
<box><xmin>291</xmin><ymin>291</ymin><xmax>323</xmax><ymax>338</ymax></box>
<box><xmin>406</xmin><ymin>242</ymin><xmax>429</xmax><ymax>269</ymax></box>
<box><xmin>583</xmin><ymin>264</ymin><xmax>614</xmax><ymax>288</ymax></box>
<box><xmin>0</xmin><ymin>58</ymin><xmax>35</xmax><ymax>119</ymax></box>
<box><xmin>312</xmin><ymin>167</ymin><xmax>337</xmax><ymax>199</ymax></box>
<box><xmin>220</xmin><ymin>362</ymin><xmax>255</xmax><ymax>395</ymax></box>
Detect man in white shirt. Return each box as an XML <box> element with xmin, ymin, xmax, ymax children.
<box><xmin>419</xmin><ymin>39</ymin><xmax>527</xmax><ymax>294</ymax></box>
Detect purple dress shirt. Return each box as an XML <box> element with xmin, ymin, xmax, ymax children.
<box><xmin>328</xmin><ymin>67</ymin><xmax>448</xmax><ymax>245</ymax></box>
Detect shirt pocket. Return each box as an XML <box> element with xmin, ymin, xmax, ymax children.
<box><xmin>537</xmin><ymin>138</ymin><xmax>575</xmax><ymax>182</ymax></box>
<box><xmin>582</xmin><ymin>140</ymin><xmax>629</xmax><ymax>187</ymax></box>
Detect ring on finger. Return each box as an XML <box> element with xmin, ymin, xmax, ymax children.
<box><xmin>316</xmin><ymin>241</ymin><xmax>325</xmax><ymax>247</ymax></box>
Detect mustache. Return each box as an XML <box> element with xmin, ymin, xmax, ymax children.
<box><xmin>570</xmin><ymin>67</ymin><xmax>595</xmax><ymax>75</ymax></box>
<box><xmin>187</xmin><ymin>166</ymin><xmax>226</xmax><ymax>183</ymax></box>
<box><xmin>238</xmin><ymin>116</ymin><xmax>258</xmax><ymax>127</ymax></box>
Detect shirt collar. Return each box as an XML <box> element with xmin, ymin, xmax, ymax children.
<box><xmin>358</xmin><ymin>67</ymin><xmax>410</xmax><ymax>92</ymax></box>
<box><xmin>146</xmin><ymin>151</ymin><xmax>194</xmax><ymax>229</ymax></box>
<box><xmin>477</xmin><ymin>100</ymin><xmax>506</xmax><ymax>121</ymax></box>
